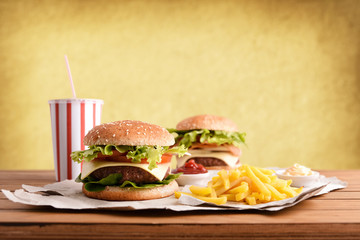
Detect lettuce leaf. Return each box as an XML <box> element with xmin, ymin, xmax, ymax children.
<box><xmin>70</xmin><ymin>145</ymin><xmax>131</xmax><ymax>163</ymax></box>
<box><xmin>168</xmin><ymin>129</ymin><xmax>246</xmax><ymax>148</ymax></box>
<box><xmin>71</xmin><ymin>145</ymin><xmax>187</xmax><ymax>170</ymax></box>
<box><xmin>76</xmin><ymin>173</ymin><xmax>182</xmax><ymax>192</ymax></box>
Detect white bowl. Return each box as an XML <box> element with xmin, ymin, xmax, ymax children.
<box><xmin>176</xmin><ymin>172</ymin><xmax>211</xmax><ymax>186</ymax></box>
<box><xmin>275</xmin><ymin>169</ymin><xmax>320</xmax><ymax>187</ymax></box>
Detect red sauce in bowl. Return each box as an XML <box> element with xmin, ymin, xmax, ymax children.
<box><xmin>174</xmin><ymin>160</ymin><xmax>208</xmax><ymax>174</ymax></box>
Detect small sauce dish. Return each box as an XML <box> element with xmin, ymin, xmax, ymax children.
<box><xmin>176</xmin><ymin>172</ymin><xmax>210</xmax><ymax>186</ymax></box>
<box><xmin>173</xmin><ymin>159</ymin><xmax>210</xmax><ymax>186</ymax></box>
<box><xmin>276</xmin><ymin>169</ymin><xmax>320</xmax><ymax>187</ymax></box>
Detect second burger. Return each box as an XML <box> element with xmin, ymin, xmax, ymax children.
<box><xmin>169</xmin><ymin>114</ymin><xmax>246</xmax><ymax>170</ymax></box>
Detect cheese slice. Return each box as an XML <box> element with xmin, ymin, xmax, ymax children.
<box><xmin>176</xmin><ymin>149</ymin><xmax>239</xmax><ymax>168</ymax></box>
<box><xmin>81</xmin><ymin>160</ymin><xmax>170</xmax><ymax>181</ymax></box>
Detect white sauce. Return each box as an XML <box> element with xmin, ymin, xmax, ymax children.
<box><xmin>284</xmin><ymin>163</ymin><xmax>313</xmax><ymax>176</ymax></box>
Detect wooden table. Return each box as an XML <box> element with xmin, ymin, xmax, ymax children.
<box><xmin>0</xmin><ymin>170</ymin><xmax>359</xmax><ymax>240</ymax></box>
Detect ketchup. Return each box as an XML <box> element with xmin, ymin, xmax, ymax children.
<box><xmin>174</xmin><ymin>160</ymin><xmax>208</xmax><ymax>174</ymax></box>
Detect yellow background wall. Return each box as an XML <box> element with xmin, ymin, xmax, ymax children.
<box><xmin>0</xmin><ymin>0</ymin><xmax>359</xmax><ymax>170</ymax></box>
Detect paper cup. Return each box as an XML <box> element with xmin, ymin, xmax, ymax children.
<box><xmin>48</xmin><ymin>98</ymin><xmax>104</xmax><ymax>181</ymax></box>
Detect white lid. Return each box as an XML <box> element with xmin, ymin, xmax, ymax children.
<box><xmin>48</xmin><ymin>98</ymin><xmax>104</xmax><ymax>104</ymax></box>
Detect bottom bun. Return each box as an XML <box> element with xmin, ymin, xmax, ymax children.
<box><xmin>82</xmin><ymin>180</ymin><xmax>179</xmax><ymax>201</ymax></box>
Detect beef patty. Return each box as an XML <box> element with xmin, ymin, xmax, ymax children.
<box><xmin>90</xmin><ymin>166</ymin><xmax>169</xmax><ymax>185</ymax></box>
<box><xmin>187</xmin><ymin>157</ymin><xmax>227</xmax><ymax>167</ymax></box>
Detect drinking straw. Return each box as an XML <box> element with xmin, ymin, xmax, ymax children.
<box><xmin>64</xmin><ymin>55</ymin><xmax>77</xmax><ymax>98</ymax></box>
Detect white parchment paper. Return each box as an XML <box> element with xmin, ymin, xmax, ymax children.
<box><xmin>2</xmin><ymin>173</ymin><xmax>347</xmax><ymax>211</ymax></box>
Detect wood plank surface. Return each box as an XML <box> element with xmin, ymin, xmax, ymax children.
<box><xmin>1</xmin><ymin>223</ymin><xmax>360</xmax><ymax>240</ymax></box>
<box><xmin>0</xmin><ymin>170</ymin><xmax>359</xmax><ymax>240</ymax></box>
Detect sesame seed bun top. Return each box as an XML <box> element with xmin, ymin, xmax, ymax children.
<box><xmin>84</xmin><ymin>120</ymin><xmax>175</xmax><ymax>146</ymax></box>
<box><xmin>176</xmin><ymin>114</ymin><xmax>238</xmax><ymax>132</ymax></box>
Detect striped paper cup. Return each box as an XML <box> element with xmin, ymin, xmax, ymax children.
<box><xmin>48</xmin><ymin>98</ymin><xmax>104</xmax><ymax>181</ymax></box>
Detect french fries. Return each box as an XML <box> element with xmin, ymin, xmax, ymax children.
<box><xmin>175</xmin><ymin>164</ymin><xmax>303</xmax><ymax>205</ymax></box>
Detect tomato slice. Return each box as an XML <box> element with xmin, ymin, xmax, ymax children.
<box><xmin>95</xmin><ymin>151</ymin><xmax>172</xmax><ymax>164</ymax></box>
<box><xmin>160</xmin><ymin>154</ymin><xmax>172</xmax><ymax>163</ymax></box>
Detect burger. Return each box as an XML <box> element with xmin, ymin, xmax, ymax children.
<box><xmin>169</xmin><ymin>114</ymin><xmax>246</xmax><ymax>170</ymax></box>
<box><xmin>71</xmin><ymin>120</ymin><xmax>187</xmax><ymax>201</ymax></box>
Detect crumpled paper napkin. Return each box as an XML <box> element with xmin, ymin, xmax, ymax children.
<box><xmin>2</xmin><ymin>173</ymin><xmax>347</xmax><ymax>211</ymax></box>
